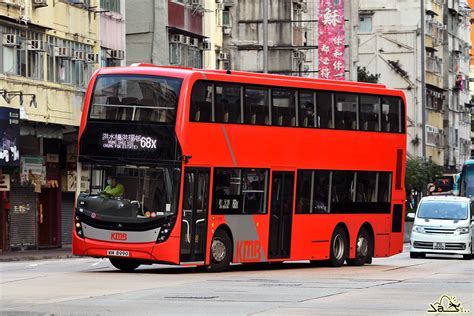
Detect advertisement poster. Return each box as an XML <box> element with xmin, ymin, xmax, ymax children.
<box><xmin>318</xmin><ymin>0</ymin><xmax>345</xmax><ymax>80</ymax></box>
<box><xmin>0</xmin><ymin>107</ymin><xmax>20</xmax><ymax>166</ymax></box>
<box><xmin>20</xmin><ymin>156</ymin><xmax>46</xmax><ymax>191</ymax></box>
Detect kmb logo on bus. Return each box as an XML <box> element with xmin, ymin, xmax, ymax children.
<box><xmin>111</xmin><ymin>232</ymin><xmax>128</xmax><ymax>241</ymax></box>
<box><xmin>234</xmin><ymin>240</ymin><xmax>262</xmax><ymax>262</ymax></box>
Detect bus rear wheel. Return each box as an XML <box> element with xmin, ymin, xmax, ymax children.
<box><xmin>328</xmin><ymin>226</ymin><xmax>349</xmax><ymax>267</ymax></box>
<box><xmin>206</xmin><ymin>229</ymin><xmax>232</xmax><ymax>272</ymax></box>
<box><xmin>109</xmin><ymin>258</ymin><xmax>141</xmax><ymax>272</ymax></box>
<box><xmin>346</xmin><ymin>228</ymin><xmax>372</xmax><ymax>266</ymax></box>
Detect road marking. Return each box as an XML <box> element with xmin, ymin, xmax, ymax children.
<box><xmin>26</xmin><ymin>264</ymin><xmax>38</xmax><ymax>268</ymax></box>
<box><xmin>90</xmin><ymin>259</ymin><xmax>103</xmax><ymax>266</ymax></box>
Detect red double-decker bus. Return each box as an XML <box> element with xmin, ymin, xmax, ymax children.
<box><xmin>73</xmin><ymin>64</ymin><xmax>406</xmax><ymax>272</ymax></box>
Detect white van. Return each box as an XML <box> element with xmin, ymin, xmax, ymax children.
<box><xmin>409</xmin><ymin>196</ymin><xmax>473</xmax><ymax>259</ymax></box>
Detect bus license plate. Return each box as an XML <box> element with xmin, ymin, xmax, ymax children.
<box><xmin>433</xmin><ymin>242</ymin><xmax>445</xmax><ymax>250</ymax></box>
<box><xmin>107</xmin><ymin>250</ymin><xmax>129</xmax><ymax>257</ymax></box>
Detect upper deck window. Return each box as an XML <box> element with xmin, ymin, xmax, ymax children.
<box><xmin>90</xmin><ymin>75</ymin><xmax>182</xmax><ymax>123</ymax></box>
<box><xmin>189</xmin><ymin>80</ymin><xmax>405</xmax><ymax>134</ymax></box>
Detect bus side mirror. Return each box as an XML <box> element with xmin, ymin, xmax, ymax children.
<box><xmin>407</xmin><ymin>213</ymin><xmax>415</xmax><ymax>220</ymax></box>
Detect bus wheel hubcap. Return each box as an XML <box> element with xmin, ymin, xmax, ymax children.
<box><xmin>333</xmin><ymin>234</ymin><xmax>344</xmax><ymax>260</ymax></box>
<box><xmin>357</xmin><ymin>236</ymin><xmax>368</xmax><ymax>258</ymax></box>
<box><xmin>212</xmin><ymin>238</ymin><xmax>226</xmax><ymax>263</ymax></box>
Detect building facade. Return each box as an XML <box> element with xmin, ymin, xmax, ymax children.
<box><xmin>469</xmin><ymin>0</ymin><xmax>474</xmax><ymax>157</ymax></box>
<box><xmin>99</xmin><ymin>0</ymin><xmax>126</xmax><ymax>67</ymax></box>
<box><xmin>126</xmin><ymin>0</ymin><xmax>208</xmax><ymax>68</ymax></box>
<box><xmin>218</xmin><ymin>0</ymin><xmax>358</xmax><ymax>79</ymax></box>
<box><xmin>443</xmin><ymin>0</ymin><xmax>471</xmax><ymax>171</ymax></box>
<box><xmin>0</xmin><ymin>0</ymin><xmax>125</xmax><ymax>251</ymax></box>
<box><xmin>358</xmin><ymin>0</ymin><xmax>471</xmax><ymax>172</ymax></box>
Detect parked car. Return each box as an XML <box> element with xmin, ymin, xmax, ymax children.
<box><xmin>408</xmin><ymin>196</ymin><xmax>473</xmax><ymax>260</ymax></box>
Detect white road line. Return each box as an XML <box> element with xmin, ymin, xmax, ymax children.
<box><xmin>90</xmin><ymin>259</ymin><xmax>103</xmax><ymax>266</ymax></box>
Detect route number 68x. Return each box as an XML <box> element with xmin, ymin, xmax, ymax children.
<box><xmin>140</xmin><ymin>137</ymin><xmax>157</xmax><ymax>149</ymax></box>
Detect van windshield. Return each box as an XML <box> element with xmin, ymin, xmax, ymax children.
<box><xmin>417</xmin><ymin>201</ymin><xmax>468</xmax><ymax>220</ymax></box>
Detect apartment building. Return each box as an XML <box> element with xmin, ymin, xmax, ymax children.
<box><xmin>0</xmin><ymin>0</ymin><xmax>124</xmax><ymax>251</ymax></box>
<box><xmin>358</xmin><ymin>0</ymin><xmax>471</xmax><ymax>172</ymax></box>
<box><xmin>126</xmin><ymin>0</ymin><xmax>208</xmax><ymax>68</ymax></box>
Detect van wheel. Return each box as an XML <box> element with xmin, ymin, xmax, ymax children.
<box><xmin>347</xmin><ymin>228</ymin><xmax>373</xmax><ymax>266</ymax></box>
<box><xmin>328</xmin><ymin>226</ymin><xmax>349</xmax><ymax>267</ymax></box>
<box><xmin>206</xmin><ymin>229</ymin><xmax>232</xmax><ymax>272</ymax></box>
<box><xmin>109</xmin><ymin>258</ymin><xmax>141</xmax><ymax>272</ymax></box>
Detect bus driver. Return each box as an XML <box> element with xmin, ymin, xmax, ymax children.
<box><xmin>102</xmin><ymin>176</ymin><xmax>125</xmax><ymax>198</ymax></box>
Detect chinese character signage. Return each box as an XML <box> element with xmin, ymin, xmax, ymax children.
<box><xmin>79</xmin><ymin>122</ymin><xmax>181</xmax><ymax>164</ymax></box>
<box><xmin>318</xmin><ymin>0</ymin><xmax>345</xmax><ymax>80</ymax></box>
<box><xmin>0</xmin><ymin>107</ymin><xmax>20</xmax><ymax>166</ymax></box>
<box><xmin>101</xmin><ymin>133</ymin><xmax>158</xmax><ymax>151</ymax></box>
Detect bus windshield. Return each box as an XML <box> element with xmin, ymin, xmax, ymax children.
<box><xmin>417</xmin><ymin>201</ymin><xmax>468</xmax><ymax>220</ymax></box>
<box><xmin>89</xmin><ymin>75</ymin><xmax>182</xmax><ymax>123</ymax></box>
<box><xmin>77</xmin><ymin>164</ymin><xmax>181</xmax><ymax>223</ymax></box>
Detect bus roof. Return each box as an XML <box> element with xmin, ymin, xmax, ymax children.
<box><xmin>100</xmin><ymin>64</ymin><xmax>388</xmax><ymax>90</ymax></box>
<box><xmin>463</xmin><ymin>159</ymin><xmax>474</xmax><ymax>165</ymax></box>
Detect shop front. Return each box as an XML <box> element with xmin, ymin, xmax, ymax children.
<box><xmin>0</xmin><ymin>107</ymin><xmax>20</xmax><ymax>251</ymax></box>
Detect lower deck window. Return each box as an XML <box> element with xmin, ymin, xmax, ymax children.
<box><xmin>213</xmin><ymin>168</ymin><xmax>269</xmax><ymax>214</ymax></box>
<box><xmin>296</xmin><ymin>169</ymin><xmax>392</xmax><ymax>214</ymax></box>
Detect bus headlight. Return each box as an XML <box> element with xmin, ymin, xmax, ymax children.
<box><xmin>413</xmin><ymin>225</ymin><xmax>426</xmax><ymax>234</ymax></box>
<box><xmin>75</xmin><ymin>215</ymin><xmax>84</xmax><ymax>239</ymax></box>
<box><xmin>156</xmin><ymin>220</ymin><xmax>173</xmax><ymax>243</ymax></box>
<box><xmin>455</xmin><ymin>227</ymin><xmax>470</xmax><ymax>235</ymax></box>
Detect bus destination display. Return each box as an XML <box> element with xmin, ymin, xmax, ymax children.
<box><xmin>101</xmin><ymin>133</ymin><xmax>157</xmax><ymax>151</ymax></box>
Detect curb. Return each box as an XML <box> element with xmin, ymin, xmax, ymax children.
<box><xmin>0</xmin><ymin>252</ymin><xmax>76</xmax><ymax>262</ymax></box>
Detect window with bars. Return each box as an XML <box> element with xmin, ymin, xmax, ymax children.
<box><xmin>100</xmin><ymin>0</ymin><xmax>121</xmax><ymax>13</ymax></box>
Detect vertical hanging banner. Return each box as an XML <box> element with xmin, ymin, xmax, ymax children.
<box><xmin>318</xmin><ymin>0</ymin><xmax>345</xmax><ymax>80</ymax></box>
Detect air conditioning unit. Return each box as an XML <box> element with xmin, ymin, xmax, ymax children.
<box><xmin>85</xmin><ymin>53</ymin><xmax>99</xmax><ymax>63</ymax></box>
<box><xmin>33</xmin><ymin>0</ymin><xmax>48</xmax><ymax>7</ymax></box>
<box><xmin>190</xmin><ymin>38</ymin><xmax>199</xmax><ymax>47</ymax></box>
<box><xmin>183</xmin><ymin>36</ymin><xmax>191</xmax><ymax>45</ymax></box>
<box><xmin>170</xmin><ymin>34</ymin><xmax>184</xmax><ymax>43</ymax></box>
<box><xmin>2</xmin><ymin>34</ymin><xmax>20</xmax><ymax>47</ymax></box>
<box><xmin>223</xmin><ymin>27</ymin><xmax>232</xmax><ymax>35</ymax></box>
<box><xmin>217</xmin><ymin>52</ymin><xmax>228</xmax><ymax>60</ymax></box>
<box><xmin>107</xmin><ymin>49</ymin><xmax>125</xmax><ymax>60</ymax></box>
<box><xmin>73</xmin><ymin>50</ymin><xmax>85</xmax><ymax>61</ymax></box>
<box><xmin>216</xmin><ymin>3</ymin><xmax>224</xmax><ymax>10</ymax></box>
<box><xmin>202</xmin><ymin>40</ymin><xmax>211</xmax><ymax>50</ymax></box>
<box><xmin>55</xmin><ymin>47</ymin><xmax>73</xmax><ymax>58</ymax></box>
<box><xmin>27</xmin><ymin>40</ymin><xmax>46</xmax><ymax>51</ymax></box>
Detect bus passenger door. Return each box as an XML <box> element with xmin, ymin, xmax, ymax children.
<box><xmin>180</xmin><ymin>168</ymin><xmax>210</xmax><ymax>263</ymax></box>
<box><xmin>268</xmin><ymin>171</ymin><xmax>294</xmax><ymax>259</ymax></box>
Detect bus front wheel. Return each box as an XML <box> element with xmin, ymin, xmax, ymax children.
<box><xmin>109</xmin><ymin>258</ymin><xmax>141</xmax><ymax>272</ymax></box>
<box><xmin>206</xmin><ymin>229</ymin><xmax>232</xmax><ymax>272</ymax></box>
<box><xmin>328</xmin><ymin>226</ymin><xmax>349</xmax><ymax>267</ymax></box>
<box><xmin>346</xmin><ymin>228</ymin><xmax>373</xmax><ymax>266</ymax></box>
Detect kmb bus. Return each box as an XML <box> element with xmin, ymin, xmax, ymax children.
<box><xmin>73</xmin><ymin>64</ymin><xmax>407</xmax><ymax>272</ymax></box>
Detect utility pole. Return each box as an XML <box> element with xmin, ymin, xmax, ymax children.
<box><xmin>262</xmin><ymin>0</ymin><xmax>268</xmax><ymax>73</ymax></box>
<box><xmin>420</xmin><ymin>0</ymin><xmax>427</xmax><ymax>158</ymax></box>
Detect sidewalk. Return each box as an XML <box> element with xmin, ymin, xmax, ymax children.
<box><xmin>0</xmin><ymin>245</ymin><xmax>75</xmax><ymax>262</ymax></box>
